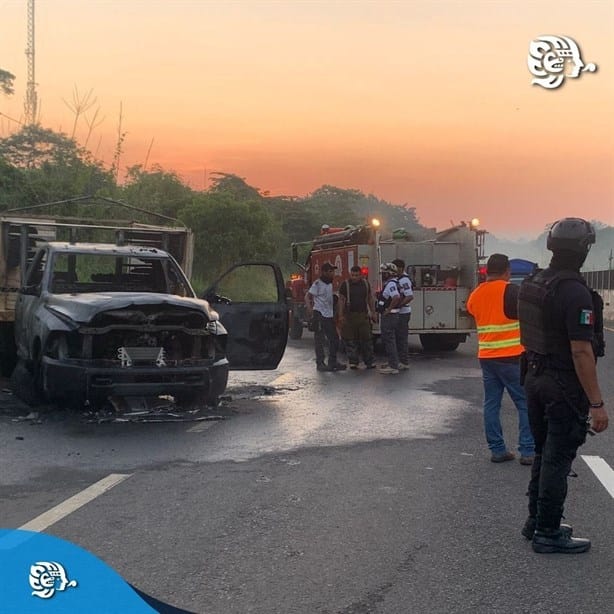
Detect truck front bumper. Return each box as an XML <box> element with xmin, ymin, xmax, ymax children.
<box><xmin>42</xmin><ymin>356</ymin><xmax>229</xmax><ymax>404</ymax></box>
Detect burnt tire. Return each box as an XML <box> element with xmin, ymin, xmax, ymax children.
<box><xmin>10</xmin><ymin>360</ymin><xmax>43</xmax><ymax>407</ymax></box>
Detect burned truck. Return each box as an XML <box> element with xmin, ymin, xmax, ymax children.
<box><xmin>2</xmin><ymin>198</ymin><xmax>288</xmax><ymax>408</ymax></box>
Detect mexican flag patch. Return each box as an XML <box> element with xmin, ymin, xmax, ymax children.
<box><xmin>579</xmin><ymin>309</ymin><xmax>594</xmax><ymax>325</ymax></box>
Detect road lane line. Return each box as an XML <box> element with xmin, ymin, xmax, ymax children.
<box><xmin>19</xmin><ymin>473</ymin><xmax>132</xmax><ymax>532</ymax></box>
<box><xmin>581</xmin><ymin>455</ymin><xmax>614</xmax><ymax>499</ymax></box>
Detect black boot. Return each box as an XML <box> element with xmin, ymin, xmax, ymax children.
<box><xmin>521</xmin><ymin>517</ymin><xmax>572</xmax><ymax>540</ymax></box>
<box><xmin>532</xmin><ymin>528</ymin><xmax>591</xmax><ymax>554</ymax></box>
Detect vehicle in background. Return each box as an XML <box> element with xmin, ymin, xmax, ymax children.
<box><xmin>509</xmin><ymin>258</ymin><xmax>538</xmax><ymax>285</ymax></box>
<box><xmin>288</xmin><ymin>219</ymin><xmax>486</xmax><ymax>352</ymax></box>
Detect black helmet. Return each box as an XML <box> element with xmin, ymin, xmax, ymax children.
<box><xmin>546</xmin><ymin>217</ymin><xmax>596</xmax><ymax>254</ymax></box>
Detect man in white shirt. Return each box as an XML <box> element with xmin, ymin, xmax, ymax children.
<box><xmin>305</xmin><ymin>262</ymin><xmax>347</xmax><ymax>371</ymax></box>
<box><xmin>393</xmin><ymin>258</ymin><xmax>414</xmax><ymax>370</ymax></box>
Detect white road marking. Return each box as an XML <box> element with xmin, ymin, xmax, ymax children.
<box><xmin>269</xmin><ymin>372</ymin><xmax>295</xmax><ymax>387</ymax></box>
<box><xmin>19</xmin><ymin>473</ymin><xmax>132</xmax><ymax>532</ymax></box>
<box><xmin>187</xmin><ymin>420</ymin><xmax>219</xmax><ymax>433</ymax></box>
<box><xmin>605</xmin><ymin>326</ymin><xmax>614</xmax><ymax>333</ymax></box>
<box><xmin>581</xmin><ymin>455</ymin><xmax>614</xmax><ymax>499</ymax></box>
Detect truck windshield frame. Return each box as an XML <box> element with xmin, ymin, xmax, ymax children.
<box><xmin>49</xmin><ymin>251</ymin><xmax>194</xmax><ymax>297</ymax></box>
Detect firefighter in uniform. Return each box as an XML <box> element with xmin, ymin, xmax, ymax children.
<box><xmin>518</xmin><ymin>218</ymin><xmax>608</xmax><ymax>554</ymax></box>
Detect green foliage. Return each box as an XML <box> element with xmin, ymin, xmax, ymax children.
<box><xmin>0</xmin><ymin>127</ymin><xmax>114</xmax><ymax>210</ymax></box>
<box><xmin>0</xmin><ymin>68</ymin><xmax>15</xmax><ymax>96</ymax></box>
<box><xmin>179</xmin><ymin>191</ymin><xmax>286</xmax><ymax>286</ymax></box>
<box><xmin>121</xmin><ymin>164</ymin><xmax>195</xmax><ymax>219</ymax></box>
<box><xmin>209</xmin><ymin>172</ymin><xmax>262</xmax><ymax>200</ymax></box>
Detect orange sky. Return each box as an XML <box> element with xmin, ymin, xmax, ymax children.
<box><xmin>0</xmin><ymin>0</ymin><xmax>613</xmax><ymax>237</ymax></box>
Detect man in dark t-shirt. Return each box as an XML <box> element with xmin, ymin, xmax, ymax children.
<box><xmin>338</xmin><ymin>266</ymin><xmax>376</xmax><ymax>369</ymax></box>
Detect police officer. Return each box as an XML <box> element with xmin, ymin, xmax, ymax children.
<box><xmin>518</xmin><ymin>217</ymin><xmax>608</xmax><ymax>554</ymax></box>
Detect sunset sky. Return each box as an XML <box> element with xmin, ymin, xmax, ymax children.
<box><xmin>0</xmin><ymin>0</ymin><xmax>612</xmax><ymax>238</ymax></box>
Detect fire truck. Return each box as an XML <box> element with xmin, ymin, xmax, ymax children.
<box><xmin>287</xmin><ymin>220</ymin><xmax>486</xmax><ymax>351</ymax></box>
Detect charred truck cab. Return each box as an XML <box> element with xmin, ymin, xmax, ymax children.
<box><xmin>5</xmin><ymin>198</ymin><xmax>288</xmax><ymax>409</ymax></box>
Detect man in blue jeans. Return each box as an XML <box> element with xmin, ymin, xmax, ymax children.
<box><xmin>467</xmin><ymin>254</ymin><xmax>535</xmax><ymax>464</ymax></box>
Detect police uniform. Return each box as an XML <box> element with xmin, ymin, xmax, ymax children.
<box><xmin>395</xmin><ymin>273</ymin><xmax>414</xmax><ymax>368</ymax></box>
<box><xmin>379</xmin><ymin>270</ymin><xmax>401</xmax><ymax>371</ymax></box>
<box><xmin>520</xmin><ymin>271</ymin><xmax>599</xmax><ymax>531</ymax></box>
<box><xmin>517</xmin><ymin>217</ymin><xmax>606</xmax><ymax>554</ymax></box>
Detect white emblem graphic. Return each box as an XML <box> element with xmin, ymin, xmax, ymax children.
<box><xmin>528</xmin><ymin>35</ymin><xmax>597</xmax><ymax>89</ymax></box>
<box><xmin>29</xmin><ymin>562</ymin><xmax>78</xmax><ymax>599</ymax></box>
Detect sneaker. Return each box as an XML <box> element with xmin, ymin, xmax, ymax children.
<box><xmin>331</xmin><ymin>363</ymin><xmax>347</xmax><ymax>371</ymax></box>
<box><xmin>398</xmin><ymin>363</ymin><xmax>410</xmax><ymax>370</ymax></box>
<box><xmin>519</xmin><ymin>455</ymin><xmax>535</xmax><ymax>466</ymax></box>
<box><xmin>378</xmin><ymin>366</ymin><xmax>400</xmax><ymax>374</ymax></box>
<box><xmin>490</xmin><ymin>451</ymin><xmax>515</xmax><ymax>463</ymax></box>
<box><xmin>316</xmin><ymin>363</ymin><xmax>332</xmax><ymax>372</ymax></box>
<box><xmin>365</xmin><ymin>363</ymin><xmax>377</xmax><ymax>369</ymax></box>
<box><xmin>349</xmin><ymin>363</ymin><xmax>359</xmax><ymax>370</ymax></box>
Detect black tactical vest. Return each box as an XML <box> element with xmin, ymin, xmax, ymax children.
<box><xmin>518</xmin><ymin>269</ymin><xmax>605</xmax><ymax>358</ymax></box>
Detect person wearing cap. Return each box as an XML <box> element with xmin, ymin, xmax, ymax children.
<box><xmin>466</xmin><ymin>253</ymin><xmax>535</xmax><ymax>464</ymax></box>
<box><xmin>377</xmin><ymin>262</ymin><xmax>402</xmax><ymax>374</ymax></box>
<box><xmin>517</xmin><ymin>218</ymin><xmax>608</xmax><ymax>554</ymax></box>
<box><xmin>305</xmin><ymin>261</ymin><xmax>347</xmax><ymax>372</ymax></box>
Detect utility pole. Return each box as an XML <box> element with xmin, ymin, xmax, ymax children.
<box><xmin>24</xmin><ymin>0</ymin><xmax>38</xmax><ymax>125</ymax></box>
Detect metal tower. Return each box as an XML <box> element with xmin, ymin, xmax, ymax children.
<box><xmin>24</xmin><ymin>0</ymin><xmax>38</xmax><ymax>125</ymax></box>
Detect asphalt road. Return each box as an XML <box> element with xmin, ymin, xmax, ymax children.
<box><xmin>1</xmin><ymin>329</ymin><xmax>614</xmax><ymax>614</ymax></box>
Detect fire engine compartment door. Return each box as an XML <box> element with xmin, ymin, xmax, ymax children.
<box><xmin>422</xmin><ymin>289</ymin><xmax>456</xmax><ymax>329</ymax></box>
<box><xmin>203</xmin><ymin>262</ymin><xmax>289</xmax><ymax>369</ymax></box>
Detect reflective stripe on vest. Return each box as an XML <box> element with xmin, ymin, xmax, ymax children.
<box><xmin>467</xmin><ymin>280</ymin><xmax>523</xmax><ymax>359</ymax></box>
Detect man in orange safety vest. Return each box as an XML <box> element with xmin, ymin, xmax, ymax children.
<box><xmin>467</xmin><ymin>253</ymin><xmax>535</xmax><ymax>464</ymax></box>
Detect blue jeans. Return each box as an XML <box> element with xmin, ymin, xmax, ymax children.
<box><xmin>479</xmin><ymin>358</ymin><xmax>534</xmax><ymax>457</ymax></box>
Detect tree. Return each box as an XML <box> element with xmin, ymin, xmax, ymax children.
<box><xmin>0</xmin><ymin>126</ymin><xmax>114</xmax><ymax>205</ymax></box>
<box><xmin>0</xmin><ymin>125</ymin><xmax>86</xmax><ymax>169</ymax></box>
<box><xmin>208</xmin><ymin>172</ymin><xmax>262</xmax><ymax>201</ymax></box>
<box><xmin>121</xmin><ymin>164</ymin><xmax>195</xmax><ymax>219</ymax></box>
<box><xmin>180</xmin><ymin>191</ymin><xmax>286</xmax><ymax>287</ymax></box>
<box><xmin>0</xmin><ymin>69</ymin><xmax>15</xmax><ymax>96</ymax></box>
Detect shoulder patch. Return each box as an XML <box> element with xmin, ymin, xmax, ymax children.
<box><xmin>579</xmin><ymin>309</ymin><xmax>594</xmax><ymax>326</ymax></box>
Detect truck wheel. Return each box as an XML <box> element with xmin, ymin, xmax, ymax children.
<box><xmin>289</xmin><ymin>316</ymin><xmax>303</xmax><ymax>340</ymax></box>
<box><xmin>419</xmin><ymin>334</ymin><xmax>461</xmax><ymax>352</ymax></box>
<box><xmin>10</xmin><ymin>360</ymin><xmax>43</xmax><ymax>407</ymax></box>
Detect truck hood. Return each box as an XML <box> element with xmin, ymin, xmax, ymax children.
<box><xmin>45</xmin><ymin>292</ymin><xmax>215</xmax><ymax>324</ymax></box>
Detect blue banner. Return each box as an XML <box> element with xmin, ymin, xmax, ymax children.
<box><xmin>0</xmin><ymin>529</ymin><xmax>193</xmax><ymax>613</ymax></box>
